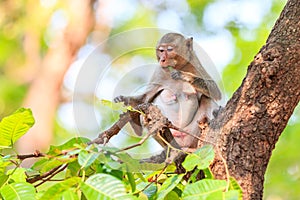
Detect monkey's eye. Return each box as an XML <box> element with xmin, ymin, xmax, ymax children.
<box><xmin>158</xmin><ymin>47</ymin><xmax>164</xmax><ymax>52</ymax></box>
<box><xmin>167</xmin><ymin>46</ymin><xmax>173</xmax><ymax>52</ymax></box>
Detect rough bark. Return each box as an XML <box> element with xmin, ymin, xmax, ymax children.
<box><xmin>205</xmin><ymin>0</ymin><xmax>300</xmax><ymax>199</ymax></box>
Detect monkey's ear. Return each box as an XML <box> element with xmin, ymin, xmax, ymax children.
<box><xmin>186</xmin><ymin>37</ymin><xmax>193</xmax><ymax>50</ymax></box>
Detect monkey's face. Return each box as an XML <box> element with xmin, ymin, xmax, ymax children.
<box><xmin>156</xmin><ymin>44</ymin><xmax>188</xmax><ymax>69</ymax></box>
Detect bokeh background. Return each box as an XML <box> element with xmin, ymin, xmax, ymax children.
<box><xmin>0</xmin><ymin>0</ymin><xmax>299</xmax><ymax>199</ymax></box>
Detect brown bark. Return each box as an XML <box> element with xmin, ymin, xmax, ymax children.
<box><xmin>204</xmin><ymin>0</ymin><xmax>300</xmax><ymax>199</ymax></box>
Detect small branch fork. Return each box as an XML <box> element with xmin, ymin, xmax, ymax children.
<box><xmin>17</xmin><ymin>150</ymin><xmax>45</xmax><ymax>160</ymax></box>
<box><xmin>89</xmin><ymin>103</ymin><xmax>185</xmax><ymax>153</ymax></box>
<box><xmin>89</xmin><ymin>102</ymin><xmax>230</xmax><ymax>185</ymax></box>
<box><xmin>14</xmin><ymin>103</ymin><xmax>228</xmax><ymax>187</ymax></box>
<box><xmin>88</xmin><ymin>108</ymin><xmax>141</xmax><ymax>145</ymax></box>
<box><xmin>27</xmin><ymin>164</ymin><xmax>68</xmax><ymax>187</ymax></box>
<box><xmin>9</xmin><ymin>151</ymin><xmax>67</xmax><ymax>187</ymax></box>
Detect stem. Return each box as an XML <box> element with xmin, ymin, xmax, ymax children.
<box><xmin>34</xmin><ymin>164</ymin><xmax>68</xmax><ymax>187</ymax></box>
<box><xmin>17</xmin><ymin>151</ymin><xmax>45</xmax><ymax>160</ymax></box>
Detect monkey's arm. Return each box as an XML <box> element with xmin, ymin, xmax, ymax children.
<box><xmin>171</xmin><ymin>70</ymin><xmax>222</xmax><ymax>101</ymax></box>
<box><xmin>113</xmin><ymin>86</ymin><xmax>163</xmax><ymax>136</ymax></box>
<box><xmin>113</xmin><ymin>95</ymin><xmax>145</xmax><ymax>136</ymax></box>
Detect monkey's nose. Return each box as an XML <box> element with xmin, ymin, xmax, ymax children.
<box><xmin>159</xmin><ymin>57</ymin><xmax>169</xmax><ymax>67</ymax></box>
<box><xmin>160</xmin><ymin>58</ymin><xmax>166</xmax><ymax>64</ymax></box>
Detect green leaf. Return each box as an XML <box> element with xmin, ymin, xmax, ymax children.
<box><xmin>101</xmin><ymin>99</ymin><xmax>129</xmax><ymax>112</ymax></box>
<box><xmin>7</xmin><ymin>168</ymin><xmax>27</xmax><ymax>183</ymax></box>
<box><xmin>39</xmin><ymin>177</ymin><xmax>81</xmax><ymax>200</ymax></box>
<box><xmin>0</xmin><ymin>108</ymin><xmax>35</xmax><ymax>149</ymax></box>
<box><xmin>223</xmin><ymin>190</ymin><xmax>239</xmax><ymax>200</ymax></box>
<box><xmin>115</xmin><ymin>152</ymin><xmax>141</xmax><ymax>172</ymax></box>
<box><xmin>126</xmin><ymin>172</ymin><xmax>136</xmax><ymax>192</ymax></box>
<box><xmin>182</xmin><ymin>179</ymin><xmax>227</xmax><ymax>200</ymax></box>
<box><xmin>40</xmin><ymin>159</ymin><xmax>64</xmax><ymax>173</ymax></box>
<box><xmin>0</xmin><ymin>182</ymin><xmax>36</xmax><ymax>200</ymax></box>
<box><xmin>47</xmin><ymin>137</ymin><xmax>90</xmax><ymax>156</ymax></box>
<box><xmin>61</xmin><ymin>188</ymin><xmax>80</xmax><ymax>200</ymax></box>
<box><xmin>203</xmin><ymin>168</ymin><xmax>214</xmax><ymax>179</ymax></box>
<box><xmin>67</xmin><ymin>160</ymin><xmax>85</xmax><ymax>178</ymax></box>
<box><xmin>229</xmin><ymin>177</ymin><xmax>243</xmax><ymax>199</ymax></box>
<box><xmin>164</xmin><ymin>190</ymin><xmax>179</xmax><ymax>200</ymax></box>
<box><xmin>137</xmin><ymin>182</ymin><xmax>157</xmax><ymax>200</ymax></box>
<box><xmin>30</xmin><ymin>158</ymin><xmax>48</xmax><ymax>171</ymax></box>
<box><xmin>0</xmin><ymin>174</ymin><xmax>9</xmax><ymax>187</ymax></box>
<box><xmin>182</xmin><ymin>145</ymin><xmax>214</xmax><ymax>171</ymax></box>
<box><xmin>78</xmin><ymin>150</ymin><xmax>98</xmax><ymax>169</ymax></box>
<box><xmin>32</xmin><ymin>155</ymin><xmax>75</xmax><ymax>174</ymax></box>
<box><xmin>205</xmin><ymin>191</ymin><xmax>223</xmax><ymax>200</ymax></box>
<box><xmin>101</xmin><ymin>99</ymin><xmax>143</xmax><ymax>114</ymax></box>
<box><xmin>157</xmin><ymin>174</ymin><xmax>184</xmax><ymax>200</ymax></box>
<box><xmin>80</xmin><ymin>173</ymin><xmax>135</xmax><ymax>200</ymax></box>
<box><xmin>0</xmin><ymin>156</ymin><xmax>12</xmax><ymax>174</ymax></box>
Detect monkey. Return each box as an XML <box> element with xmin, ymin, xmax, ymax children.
<box><xmin>114</xmin><ymin>33</ymin><xmax>221</xmax><ymax>150</ymax></box>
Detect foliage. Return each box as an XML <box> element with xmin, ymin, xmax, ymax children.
<box><xmin>0</xmin><ymin>108</ymin><xmax>34</xmax><ymax>149</ymax></box>
<box><xmin>101</xmin><ymin>99</ymin><xmax>144</xmax><ymax>115</ymax></box>
<box><xmin>0</xmin><ymin>108</ymin><xmax>242</xmax><ymax>200</ymax></box>
<box><xmin>0</xmin><ymin>0</ymin><xmax>298</xmax><ymax>199</ymax></box>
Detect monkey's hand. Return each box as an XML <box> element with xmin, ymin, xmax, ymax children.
<box><xmin>170</xmin><ymin>70</ymin><xmax>183</xmax><ymax>80</ymax></box>
<box><xmin>114</xmin><ymin>95</ymin><xmax>129</xmax><ymax>104</ymax></box>
<box><xmin>171</xmin><ymin>70</ymin><xmax>196</xmax><ymax>83</ymax></box>
<box><xmin>172</xmin><ymin>70</ymin><xmax>222</xmax><ymax>100</ymax></box>
<box><xmin>114</xmin><ymin>94</ymin><xmax>145</xmax><ymax>107</ymax></box>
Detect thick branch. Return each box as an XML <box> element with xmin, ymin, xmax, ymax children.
<box><xmin>206</xmin><ymin>0</ymin><xmax>300</xmax><ymax>199</ymax></box>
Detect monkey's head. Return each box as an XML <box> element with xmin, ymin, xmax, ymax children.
<box><xmin>156</xmin><ymin>33</ymin><xmax>193</xmax><ymax>70</ymax></box>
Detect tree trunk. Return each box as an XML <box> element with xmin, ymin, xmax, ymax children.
<box><xmin>203</xmin><ymin>0</ymin><xmax>300</xmax><ymax>199</ymax></box>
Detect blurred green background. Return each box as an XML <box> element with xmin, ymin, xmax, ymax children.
<box><xmin>0</xmin><ymin>0</ymin><xmax>299</xmax><ymax>199</ymax></box>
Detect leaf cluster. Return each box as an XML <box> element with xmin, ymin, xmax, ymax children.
<box><xmin>0</xmin><ymin>108</ymin><xmax>242</xmax><ymax>199</ymax></box>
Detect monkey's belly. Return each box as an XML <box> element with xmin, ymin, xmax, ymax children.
<box><xmin>153</xmin><ymin>89</ymin><xmax>198</xmax><ymax>128</ymax></box>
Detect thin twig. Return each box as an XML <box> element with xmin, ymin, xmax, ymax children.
<box><xmin>27</xmin><ymin>165</ymin><xmax>61</xmax><ymax>184</ymax></box>
<box><xmin>17</xmin><ymin>150</ymin><xmax>45</xmax><ymax>160</ymax></box>
<box><xmin>34</xmin><ymin>164</ymin><xmax>68</xmax><ymax>187</ymax></box>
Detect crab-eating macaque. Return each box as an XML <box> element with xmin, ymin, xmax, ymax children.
<box><xmin>114</xmin><ymin>33</ymin><xmax>221</xmax><ymax>150</ymax></box>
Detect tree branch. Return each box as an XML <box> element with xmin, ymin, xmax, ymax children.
<box><xmin>204</xmin><ymin>0</ymin><xmax>300</xmax><ymax>198</ymax></box>
<box><xmin>27</xmin><ymin>164</ymin><xmax>68</xmax><ymax>187</ymax></box>
<box><xmin>17</xmin><ymin>150</ymin><xmax>45</xmax><ymax>160</ymax></box>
